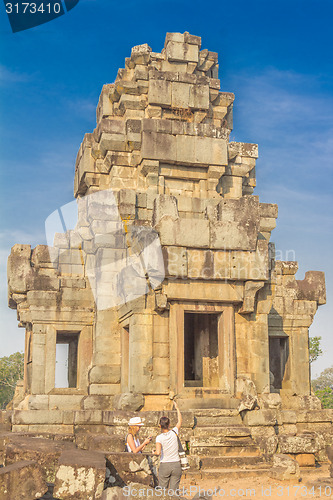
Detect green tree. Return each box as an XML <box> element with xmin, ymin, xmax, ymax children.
<box><xmin>314</xmin><ymin>387</ymin><xmax>333</xmax><ymax>409</ymax></box>
<box><xmin>309</xmin><ymin>336</ymin><xmax>323</xmax><ymax>363</ymax></box>
<box><xmin>0</xmin><ymin>352</ymin><xmax>24</xmax><ymax>409</ymax></box>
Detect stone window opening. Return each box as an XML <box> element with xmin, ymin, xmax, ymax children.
<box><xmin>184</xmin><ymin>312</ymin><xmax>219</xmax><ymax>388</ymax></box>
<box><xmin>55</xmin><ymin>331</ymin><xmax>79</xmax><ymax>388</ymax></box>
<box><xmin>269</xmin><ymin>336</ymin><xmax>289</xmax><ymax>391</ymax></box>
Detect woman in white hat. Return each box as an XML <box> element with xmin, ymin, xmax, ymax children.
<box><xmin>125</xmin><ymin>416</ymin><xmax>152</xmax><ymax>453</ymax></box>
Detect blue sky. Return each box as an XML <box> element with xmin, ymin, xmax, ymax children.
<box><xmin>0</xmin><ymin>0</ymin><xmax>332</xmax><ymax>378</ymax></box>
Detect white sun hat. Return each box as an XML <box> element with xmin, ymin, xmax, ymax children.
<box><xmin>128</xmin><ymin>417</ymin><xmax>144</xmax><ymax>426</ymax></box>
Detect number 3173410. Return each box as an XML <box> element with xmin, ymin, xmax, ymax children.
<box><xmin>5</xmin><ymin>3</ymin><xmax>62</xmax><ymax>14</ymax></box>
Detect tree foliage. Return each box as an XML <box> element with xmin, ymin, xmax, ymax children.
<box><xmin>312</xmin><ymin>364</ymin><xmax>333</xmax><ymax>410</ymax></box>
<box><xmin>309</xmin><ymin>336</ymin><xmax>323</xmax><ymax>363</ymax></box>
<box><xmin>314</xmin><ymin>387</ymin><xmax>333</xmax><ymax>409</ymax></box>
<box><xmin>0</xmin><ymin>352</ymin><xmax>24</xmax><ymax>409</ymax></box>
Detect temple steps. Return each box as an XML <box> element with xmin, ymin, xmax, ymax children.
<box><xmin>192</xmin><ymin>409</ymin><xmax>243</xmax><ymax>427</ymax></box>
<box><xmin>193</xmin><ymin>426</ymin><xmax>251</xmax><ymax>437</ymax></box>
<box><xmin>199</xmin><ymin>455</ymin><xmax>267</xmax><ymax>468</ymax></box>
<box><xmin>190</xmin><ymin>445</ymin><xmax>261</xmax><ymax>457</ymax></box>
<box><xmin>183</xmin><ymin>466</ymin><xmax>271</xmax><ymax>481</ymax></box>
<box><xmin>188</xmin><ymin>413</ymin><xmax>266</xmax><ymax>472</ymax></box>
<box><xmin>195</xmin><ymin>415</ymin><xmax>243</xmax><ymax>426</ymax></box>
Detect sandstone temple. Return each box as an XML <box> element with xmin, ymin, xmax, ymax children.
<box><xmin>2</xmin><ymin>32</ymin><xmax>332</xmax><ymax>497</ymax></box>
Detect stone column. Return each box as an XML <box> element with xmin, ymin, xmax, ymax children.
<box><xmin>128</xmin><ymin>312</ymin><xmax>154</xmax><ymax>393</ymax></box>
<box><xmin>235</xmin><ymin>311</ymin><xmax>270</xmax><ymax>393</ymax></box>
<box><xmin>89</xmin><ymin>309</ymin><xmax>121</xmax><ymax>395</ymax></box>
<box><xmin>31</xmin><ymin>324</ymin><xmax>50</xmax><ymax>394</ymax></box>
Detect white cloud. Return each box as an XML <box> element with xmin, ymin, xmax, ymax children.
<box><xmin>0</xmin><ymin>64</ymin><xmax>34</xmax><ymax>85</ymax></box>
<box><xmin>231</xmin><ymin>67</ymin><xmax>333</xmax><ymax>161</ymax></box>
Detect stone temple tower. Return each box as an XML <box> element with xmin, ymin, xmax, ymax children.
<box><xmin>7</xmin><ymin>32</ymin><xmax>326</xmax><ymax>428</ymax></box>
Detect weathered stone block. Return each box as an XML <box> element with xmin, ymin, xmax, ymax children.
<box><xmin>278</xmin><ymin>434</ymin><xmax>325</xmax><ymax>454</ymax></box>
<box><xmin>89</xmin><ymin>365</ymin><xmax>121</xmax><ymax>385</ymax></box>
<box><xmin>189</xmin><ymin>84</ymin><xmax>210</xmax><ymax>109</ymax></box>
<box><xmin>194</xmin><ymin>135</ymin><xmax>228</xmax><ymax>166</ymax></box>
<box><xmin>175</xmin><ymin>134</ymin><xmax>196</xmax><ymax>164</ymax></box>
<box><xmin>31</xmin><ymin>245</ymin><xmax>59</xmax><ymax>268</ymax></box>
<box><xmin>81</xmin><ymin>395</ymin><xmax>114</xmax><ymax>410</ymax></box>
<box><xmin>279</xmin><ymin>410</ymin><xmax>297</xmax><ymax>424</ymax></box>
<box><xmin>210</xmin><ymin>197</ymin><xmax>260</xmax><ymax>251</ymax></box>
<box><xmin>296</xmin><ymin>271</ymin><xmax>326</xmax><ymax>305</ymax></box>
<box><xmin>95</xmin><ymin>119</ymin><xmax>126</xmax><ymax>141</ymax></box>
<box><xmin>162</xmin><ymin>246</ymin><xmax>187</xmax><ymax>278</ymax></box>
<box><xmin>250</xmin><ymin>426</ymin><xmax>278</xmax><ymax>454</ymax></box>
<box><xmin>0</xmin><ymin>460</ymin><xmax>48</xmax><ymax>500</ymax></box>
<box><xmin>270</xmin><ymin>453</ymin><xmax>300</xmax><ymax>480</ymax></box>
<box><xmin>105</xmin><ymin>455</ymin><xmax>157</xmax><ymax>490</ymax></box>
<box><xmin>295</xmin><ymin>410</ymin><xmax>333</xmax><ymax>423</ymax></box>
<box><xmin>25</xmin><ymin>394</ymin><xmax>49</xmax><ymax>410</ymax></box>
<box><xmin>171</xmin><ymin>81</ymin><xmax>191</xmax><ymax>108</ymax></box>
<box><xmin>113</xmin><ymin>393</ymin><xmax>145</xmax><ymax>411</ymax></box>
<box><xmin>7</xmin><ymin>244</ymin><xmax>32</xmax><ymax>295</ymax></box>
<box><xmin>243</xmin><ymin>409</ymin><xmax>278</xmax><ymax>426</ymax></box>
<box><xmin>74</xmin><ymin>410</ymin><xmax>104</xmax><ymax>425</ymax></box>
<box><xmin>53</xmin><ymin>449</ymin><xmax>105</xmax><ymax>500</ymax></box>
<box><xmin>259</xmin><ymin>203</ymin><xmax>278</xmax><ymax>219</ymax></box>
<box><xmin>12</xmin><ymin>409</ymin><xmax>64</xmax><ymax>425</ymax></box>
<box><xmin>152</xmin><ymin>194</ymin><xmax>178</xmax><ymax>225</ymax></box>
<box><xmin>164</xmin><ymin>32</ymin><xmax>185</xmax><ymax>46</ymax></box>
<box><xmin>142</xmin><ymin>131</ymin><xmax>176</xmax><ymax>162</ymax></box>
<box><xmin>130</xmin><ymin>44</ymin><xmax>151</xmax><ymax>66</ymax></box>
<box><xmin>85</xmin><ymin>434</ymin><xmax>124</xmax><ymax>453</ymax></box>
<box><xmin>4</xmin><ymin>436</ymin><xmax>75</xmax><ymax>483</ymax></box>
<box><xmin>156</xmin><ymin>217</ymin><xmax>210</xmax><ymax>248</ymax></box>
<box><xmin>228</xmin><ymin>141</ymin><xmax>259</xmax><ymax>159</ymax></box>
<box><xmin>187</xmin><ymin>249</ymin><xmax>214</xmax><ymax>279</ymax></box>
<box><xmin>165</xmin><ymin>41</ymin><xmax>199</xmax><ymax>63</ymax></box>
<box><xmin>148</xmin><ymin>80</ymin><xmax>171</xmax><ymax>107</ymax></box>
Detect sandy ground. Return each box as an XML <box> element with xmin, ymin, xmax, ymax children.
<box><xmin>177</xmin><ymin>465</ymin><xmax>333</xmax><ymax>499</ymax></box>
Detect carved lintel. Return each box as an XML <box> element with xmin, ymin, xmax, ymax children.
<box><xmin>240</xmin><ymin>281</ymin><xmax>265</xmax><ymax>314</ymax></box>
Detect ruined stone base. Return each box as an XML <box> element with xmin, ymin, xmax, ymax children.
<box><xmin>4</xmin><ymin>407</ymin><xmax>333</xmax><ymax>465</ymax></box>
<box><xmin>1</xmin><ymin>406</ymin><xmax>333</xmax><ymax>499</ymax></box>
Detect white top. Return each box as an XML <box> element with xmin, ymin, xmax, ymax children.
<box><xmin>126</xmin><ymin>434</ymin><xmax>141</xmax><ymax>452</ymax></box>
<box><xmin>156</xmin><ymin>427</ymin><xmax>180</xmax><ymax>463</ymax></box>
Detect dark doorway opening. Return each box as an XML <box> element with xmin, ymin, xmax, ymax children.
<box><xmin>55</xmin><ymin>331</ymin><xmax>79</xmax><ymax>388</ymax></box>
<box><xmin>184</xmin><ymin>313</ymin><xmax>219</xmax><ymax>387</ymax></box>
<box><xmin>269</xmin><ymin>336</ymin><xmax>289</xmax><ymax>390</ymax></box>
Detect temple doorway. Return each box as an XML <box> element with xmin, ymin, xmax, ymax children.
<box><xmin>184</xmin><ymin>312</ymin><xmax>219</xmax><ymax>387</ymax></box>
<box><xmin>269</xmin><ymin>336</ymin><xmax>289</xmax><ymax>390</ymax></box>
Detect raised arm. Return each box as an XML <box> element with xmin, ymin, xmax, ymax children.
<box><xmin>174</xmin><ymin>400</ymin><xmax>182</xmax><ymax>430</ymax></box>
<box><xmin>127</xmin><ymin>434</ymin><xmax>152</xmax><ymax>453</ymax></box>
